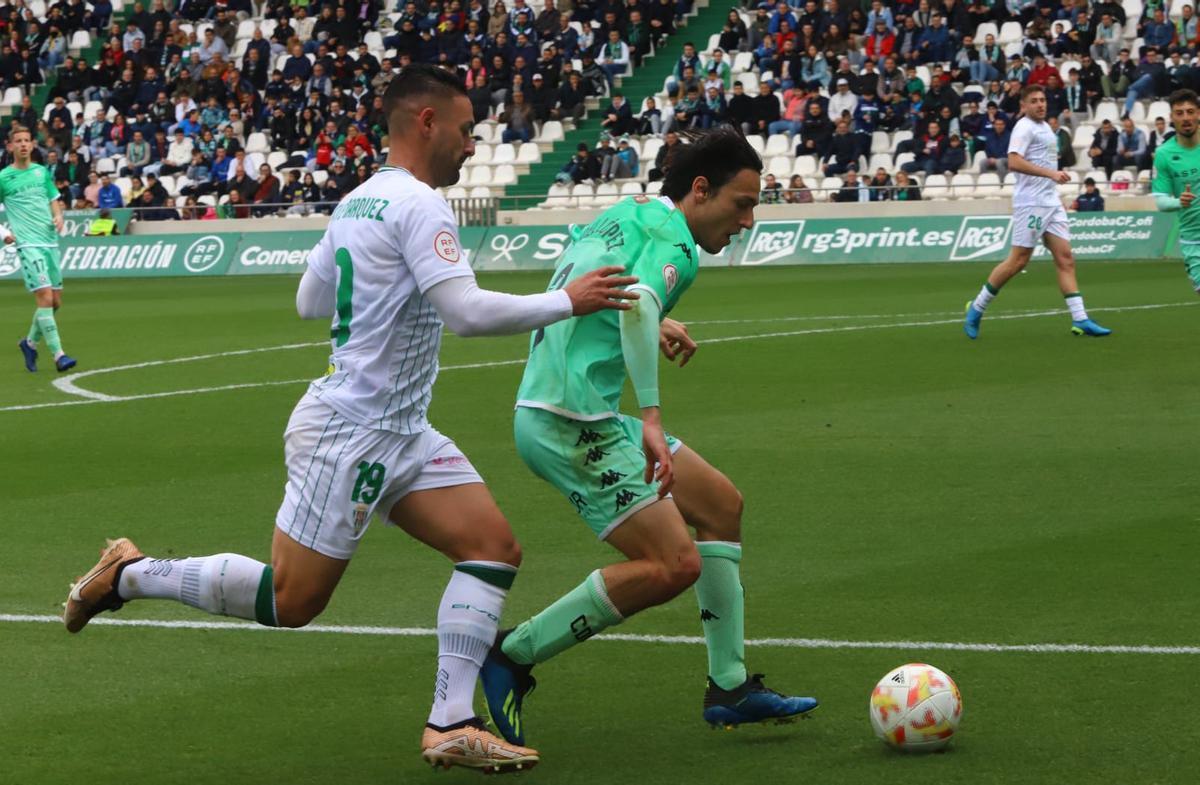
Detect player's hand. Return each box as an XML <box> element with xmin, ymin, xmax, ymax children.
<box><xmin>1182</xmin><ymin>184</ymin><xmax>1195</xmax><ymax>208</ymax></box>
<box><xmin>1054</xmin><ymin>170</ymin><xmax>1071</xmax><ymax>184</ymax></box>
<box><xmin>53</xmin><ymin>214</ymin><xmax>65</xmax><ymax>234</ymax></box>
<box><xmin>640</xmin><ymin>409</ymin><xmax>674</xmax><ymax>498</ymax></box>
<box><xmin>659</xmin><ymin>318</ymin><xmax>697</xmax><ymax>367</ymax></box>
<box><xmin>563</xmin><ymin>265</ymin><xmax>639</xmax><ymax>314</ymax></box>
<box><xmin>2</xmin><ymin>234</ymin><xmax>12</xmax><ymax>245</ymax></box>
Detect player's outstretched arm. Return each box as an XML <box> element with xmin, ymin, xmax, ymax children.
<box><xmin>425</xmin><ymin>267</ymin><xmax>639</xmax><ymax>338</ymax></box>
<box><xmin>1007</xmin><ymin>152</ymin><xmax>1071</xmax><ymax>183</ymax></box>
<box><xmin>620</xmin><ymin>292</ymin><xmax>674</xmax><ymax>497</ymax></box>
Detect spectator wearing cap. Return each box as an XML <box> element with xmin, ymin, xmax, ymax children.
<box><xmin>1073</xmin><ymin>178</ymin><xmax>1106</xmax><ymax>212</ymax></box>
<box><xmin>865</xmin><ymin>19</ymin><xmax>895</xmax><ymax>59</ymax></box>
<box><xmin>528</xmin><ymin>72</ymin><xmax>557</xmax><ymax>122</ymax></box>
<box><xmin>1089</xmin><ymin>119</ymin><xmax>1120</xmax><ymax>178</ymax></box>
<box><xmin>829</xmin><ymin>77</ymin><xmax>858</xmax><ymax>120</ymax></box>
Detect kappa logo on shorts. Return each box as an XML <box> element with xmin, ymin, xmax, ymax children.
<box><xmin>576</xmin><ymin>428</ymin><xmax>603</xmax><ymax>445</ymax></box>
<box><xmin>614</xmin><ymin>489</ymin><xmax>638</xmax><ymax>511</ymax></box>
<box><xmin>583</xmin><ymin>446</ymin><xmax>608</xmax><ymax>465</ymax></box>
<box><xmin>434</xmin><ymin>231</ymin><xmax>461</xmax><ymax>263</ymax></box>
<box><xmin>598</xmin><ymin>469</ymin><xmax>626</xmax><ymax>488</ymax></box>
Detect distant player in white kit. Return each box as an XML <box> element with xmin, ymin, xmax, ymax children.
<box><xmin>963</xmin><ymin>84</ymin><xmax>1111</xmax><ymax>339</ymax></box>
<box><xmin>61</xmin><ymin>65</ymin><xmax>639</xmax><ymax>772</ymax></box>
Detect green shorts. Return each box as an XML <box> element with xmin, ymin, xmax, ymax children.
<box><xmin>1183</xmin><ymin>244</ymin><xmax>1200</xmax><ymax>291</ymax></box>
<box><xmin>19</xmin><ymin>246</ymin><xmax>63</xmax><ymax>292</ymax></box>
<box><xmin>514</xmin><ymin>405</ymin><xmax>682</xmax><ymax>540</ymax></box>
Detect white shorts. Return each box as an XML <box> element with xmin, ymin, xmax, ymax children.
<box><xmin>1011</xmin><ymin>204</ymin><xmax>1070</xmax><ymax>248</ymax></box>
<box><xmin>275</xmin><ymin>394</ymin><xmax>483</xmax><ymax>559</ymax></box>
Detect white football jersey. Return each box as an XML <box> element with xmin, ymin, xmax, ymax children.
<box><xmin>1008</xmin><ymin>116</ymin><xmax>1061</xmax><ymax>208</ymax></box>
<box><xmin>305</xmin><ymin>166</ymin><xmax>474</xmax><ymax>434</ymax></box>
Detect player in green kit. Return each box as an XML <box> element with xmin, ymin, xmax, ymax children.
<box><xmin>480</xmin><ymin>128</ymin><xmax>818</xmax><ymax>750</ymax></box>
<box><xmin>1152</xmin><ymin>89</ymin><xmax>1200</xmax><ymax>292</ymax></box>
<box><xmin>2</xmin><ymin>125</ymin><xmax>74</xmax><ymax>372</ymax></box>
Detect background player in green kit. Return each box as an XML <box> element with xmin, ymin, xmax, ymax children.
<box><xmin>480</xmin><ymin>128</ymin><xmax>819</xmax><ymax>749</ymax></box>
<box><xmin>2</xmin><ymin>126</ymin><xmax>74</xmax><ymax>372</ymax></box>
<box><xmin>1152</xmin><ymin>89</ymin><xmax>1200</xmax><ymax>292</ymax></box>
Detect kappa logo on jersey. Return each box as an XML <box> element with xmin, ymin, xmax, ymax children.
<box><xmin>434</xmin><ymin>230</ymin><xmax>460</xmax><ymax>263</ymax></box>
<box><xmin>741</xmin><ymin>220</ymin><xmax>805</xmax><ymax>265</ymax></box>
<box><xmin>633</xmin><ymin>195</ymin><xmax>650</xmax><ymax>203</ymax></box>
<box><xmin>950</xmin><ymin>216</ymin><xmax>1012</xmax><ymax>261</ymax></box>
<box><xmin>663</xmin><ymin>263</ymin><xmax>679</xmax><ymax>294</ymax></box>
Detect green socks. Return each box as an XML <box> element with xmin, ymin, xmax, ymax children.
<box><xmin>695</xmin><ymin>541</ymin><xmax>748</xmax><ymax>690</ymax></box>
<box><xmin>33</xmin><ymin>307</ymin><xmax>62</xmax><ymax>356</ymax></box>
<box><xmin>501</xmin><ymin>569</ymin><xmax>624</xmax><ymax>666</ymax></box>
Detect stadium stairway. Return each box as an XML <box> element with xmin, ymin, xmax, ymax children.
<box><xmin>499</xmin><ymin>0</ymin><xmax>729</xmax><ymax>210</ymax></box>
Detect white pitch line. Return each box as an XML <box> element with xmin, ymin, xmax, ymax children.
<box><xmin>4</xmin><ymin>300</ymin><xmax>1196</xmax><ymax>414</ymax></box>
<box><xmin>3</xmin><ymin>614</ymin><xmax>1197</xmax><ymax>655</ymax></box>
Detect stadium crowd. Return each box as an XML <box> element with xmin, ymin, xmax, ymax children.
<box><xmin>0</xmin><ymin>0</ymin><xmax>1185</xmax><ymax>215</ymax></box>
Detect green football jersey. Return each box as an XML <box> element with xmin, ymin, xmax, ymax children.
<box><xmin>1152</xmin><ymin>137</ymin><xmax>1200</xmax><ymax>243</ymax></box>
<box><xmin>0</xmin><ymin>163</ymin><xmax>60</xmax><ymax>248</ymax></box>
<box><xmin>516</xmin><ymin>196</ymin><xmax>699</xmax><ymax>420</ymax></box>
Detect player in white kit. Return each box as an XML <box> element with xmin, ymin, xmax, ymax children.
<box><xmin>61</xmin><ymin>65</ymin><xmax>640</xmax><ymax>773</ymax></box>
<box><xmin>963</xmin><ymin>84</ymin><xmax>1112</xmax><ymax>339</ymax></box>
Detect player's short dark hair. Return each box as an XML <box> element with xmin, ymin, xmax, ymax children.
<box><xmin>1020</xmin><ymin>84</ymin><xmax>1045</xmax><ymax>101</ymax></box>
<box><xmin>382</xmin><ymin>63</ymin><xmax>467</xmax><ymax>126</ymax></box>
<box><xmin>1169</xmin><ymin>88</ymin><xmax>1200</xmax><ymax>109</ymax></box>
<box><xmin>660</xmin><ymin>126</ymin><xmax>762</xmax><ymax>201</ymax></box>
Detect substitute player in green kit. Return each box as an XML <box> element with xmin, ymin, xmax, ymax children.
<box><xmin>2</xmin><ymin>126</ymin><xmax>74</xmax><ymax>372</ymax></box>
<box><xmin>1153</xmin><ymin>89</ymin><xmax>1200</xmax><ymax>292</ymax></box>
<box><xmin>480</xmin><ymin>128</ymin><xmax>819</xmax><ymax>749</ymax></box>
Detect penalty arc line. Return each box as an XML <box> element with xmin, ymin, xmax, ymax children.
<box><xmin>4</xmin><ymin>300</ymin><xmax>1197</xmax><ymax>414</ymax></box>
<box><xmin>2</xmin><ymin>614</ymin><xmax>1198</xmax><ymax>656</ymax></box>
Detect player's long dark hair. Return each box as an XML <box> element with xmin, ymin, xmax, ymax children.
<box><xmin>660</xmin><ymin>126</ymin><xmax>763</xmax><ymax>201</ymax></box>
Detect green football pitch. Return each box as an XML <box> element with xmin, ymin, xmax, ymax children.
<box><xmin>2</xmin><ymin>261</ymin><xmax>1198</xmax><ymax>784</ymax></box>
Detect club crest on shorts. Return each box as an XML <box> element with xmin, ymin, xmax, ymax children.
<box><xmin>663</xmin><ymin>263</ymin><xmax>679</xmax><ymax>294</ymax></box>
<box><xmin>433</xmin><ymin>231</ymin><xmax>460</xmax><ymax>263</ymax></box>
<box><xmin>352</xmin><ymin>503</ymin><xmax>370</xmax><ymax>535</ymax></box>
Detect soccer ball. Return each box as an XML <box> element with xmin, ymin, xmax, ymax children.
<box><xmin>869</xmin><ymin>663</ymin><xmax>962</xmax><ymax>752</ymax></box>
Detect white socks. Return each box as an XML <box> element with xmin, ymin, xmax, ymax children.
<box><xmin>972</xmin><ymin>283</ymin><xmax>997</xmax><ymax>313</ymax></box>
<box><xmin>427</xmin><ymin>563</ymin><xmax>515</xmax><ymax>728</ymax></box>
<box><xmin>118</xmin><ymin>554</ymin><xmax>277</xmax><ymax>626</ymax></box>
<box><xmin>1064</xmin><ymin>293</ymin><xmax>1088</xmax><ymax>321</ymax></box>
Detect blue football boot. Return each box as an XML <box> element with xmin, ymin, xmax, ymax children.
<box><xmin>18</xmin><ymin>338</ymin><xmax>37</xmax><ymax>372</ymax></box>
<box><xmin>1071</xmin><ymin>319</ymin><xmax>1112</xmax><ymax>336</ymax></box>
<box><xmin>963</xmin><ymin>301</ymin><xmax>983</xmax><ymax>340</ymax></box>
<box><xmin>479</xmin><ymin>629</ymin><xmax>536</xmax><ymax>745</ymax></box>
<box><xmin>55</xmin><ymin>354</ymin><xmax>77</xmax><ymax>372</ymax></box>
<box><xmin>703</xmin><ymin>673</ymin><xmax>819</xmax><ymax>729</ymax></box>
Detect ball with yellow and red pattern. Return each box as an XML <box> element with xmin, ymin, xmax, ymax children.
<box><xmin>869</xmin><ymin>663</ymin><xmax>963</xmax><ymax>752</ymax></box>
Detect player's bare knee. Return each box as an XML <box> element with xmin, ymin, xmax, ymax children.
<box><xmin>453</xmin><ymin>517</ymin><xmax>521</xmax><ymax>567</ymax></box>
<box><xmin>655</xmin><ymin>547</ymin><xmax>701</xmax><ymax>599</ymax></box>
<box><xmin>1054</xmin><ymin>253</ymin><xmax>1076</xmax><ymax>271</ymax></box>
